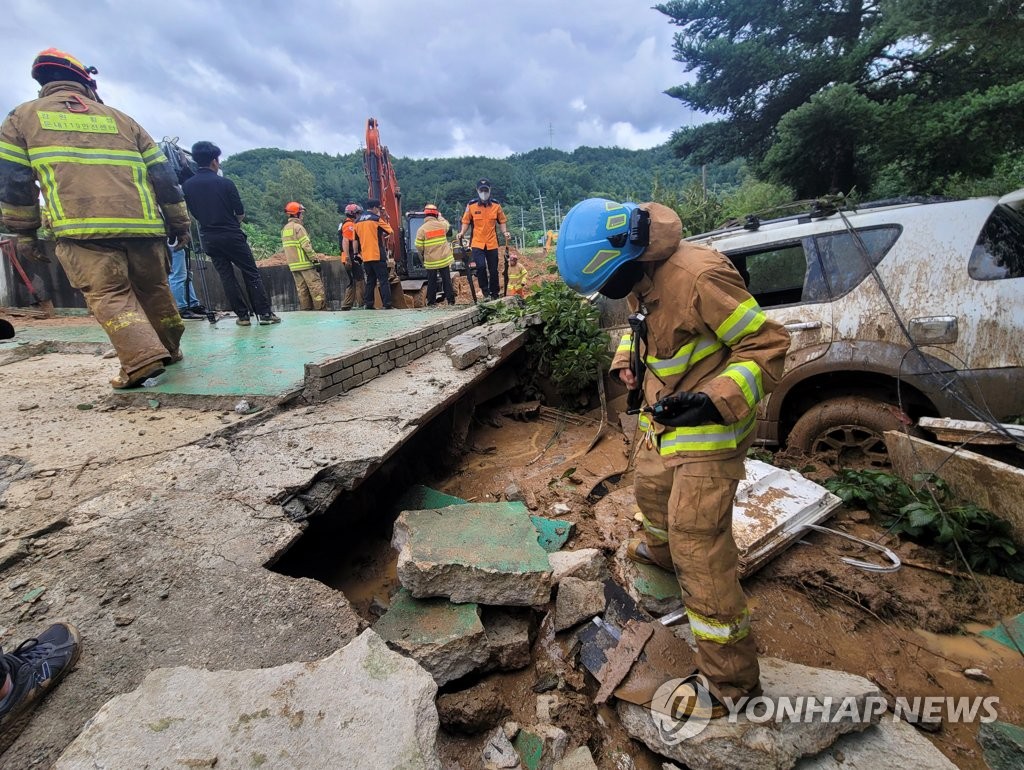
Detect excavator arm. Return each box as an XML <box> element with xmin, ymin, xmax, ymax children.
<box><xmin>363</xmin><ymin>118</ymin><xmax>404</xmax><ymax>272</ymax></box>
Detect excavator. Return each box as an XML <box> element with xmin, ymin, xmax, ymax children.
<box><xmin>363</xmin><ymin>117</ymin><xmax>476</xmax><ymax>304</ymax></box>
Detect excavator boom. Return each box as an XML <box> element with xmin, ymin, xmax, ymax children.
<box><xmin>363</xmin><ymin>117</ymin><xmax>402</xmax><ymax>260</ymax></box>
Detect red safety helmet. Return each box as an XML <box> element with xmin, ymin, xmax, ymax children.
<box><xmin>344</xmin><ymin>203</ymin><xmax>362</xmax><ymax>218</ymax></box>
<box><xmin>284</xmin><ymin>201</ymin><xmax>305</xmax><ymax>216</ymax></box>
<box><xmin>31</xmin><ymin>48</ymin><xmax>98</xmax><ymax>90</ymax></box>
<box><xmin>423</xmin><ymin>204</ymin><xmax>439</xmax><ymax>217</ymax></box>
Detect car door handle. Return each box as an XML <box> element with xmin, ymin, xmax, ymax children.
<box><xmin>784</xmin><ymin>321</ymin><xmax>822</xmax><ymax>332</ymax></box>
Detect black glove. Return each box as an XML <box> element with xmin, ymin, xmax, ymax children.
<box><xmin>650</xmin><ymin>391</ymin><xmax>723</xmax><ymax>427</ymax></box>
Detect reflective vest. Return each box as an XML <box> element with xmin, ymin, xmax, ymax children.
<box><xmin>507</xmin><ymin>264</ymin><xmax>528</xmax><ymax>292</ymax></box>
<box><xmin>0</xmin><ymin>81</ymin><xmax>189</xmax><ymax>239</ymax></box>
<box><xmin>281</xmin><ymin>217</ymin><xmax>316</xmax><ymax>271</ymax></box>
<box><xmin>414</xmin><ymin>216</ymin><xmax>454</xmax><ymax>269</ymax></box>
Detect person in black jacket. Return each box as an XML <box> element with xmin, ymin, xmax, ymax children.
<box><xmin>182</xmin><ymin>141</ymin><xmax>280</xmax><ymax>326</ymax></box>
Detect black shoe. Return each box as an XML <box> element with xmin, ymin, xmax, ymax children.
<box><xmin>179</xmin><ymin>309</ymin><xmax>205</xmax><ymax>320</ymax></box>
<box><xmin>0</xmin><ymin>623</ymin><xmax>82</xmax><ymax>754</ymax></box>
<box><xmin>258</xmin><ymin>313</ymin><xmax>282</xmax><ymax>325</ymax></box>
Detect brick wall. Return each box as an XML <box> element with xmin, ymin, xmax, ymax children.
<box><xmin>302</xmin><ymin>306</ymin><xmax>482</xmax><ymax>401</ymax></box>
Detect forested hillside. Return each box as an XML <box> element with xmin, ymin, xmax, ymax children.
<box><xmin>222</xmin><ymin>144</ymin><xmax>744</xmax><ymax>256</ymax></box>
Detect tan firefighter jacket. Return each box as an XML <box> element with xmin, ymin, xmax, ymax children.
<box><xmin>0</xmin><ymin>81</ymin><xmax>190</xmax><ymax>240</ymax></box>
<box><xmin>610</xmin><ymin>202</ymin><xmax>791</xmax><ymax>471</ymax></box>
<box><xmin>414</xmin><ymin>215</ymin><xmax>454</xmax><ymax>269</ymax></box>
<box><xmin>281</xmin><ymin>217</ymin><xmax>317</xmax><ymax>272</ymax></box>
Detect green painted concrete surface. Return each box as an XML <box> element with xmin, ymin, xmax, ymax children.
<box><xmin>979</xmin><ymin>612</ymin><xmax>1024</xmax><ymax>652</ymax></box>
<box><xmin>372</xmin><ymin>588</ymin><xmax>482</xmax><ymax>646</ymax></box>
<box><xmin>632</xmin><ymin>561</ymin><xmax>683</xmax><ymax>602</ymax></box>
<box><xmin>978</xmin><ymin>721</ymin><xmax>1024</xmax><ymax>770</ymax></box>
<box><xmin>400</xmin><ymin>503</ymin><xmax>552</xmax><ymax>574</ymax></box>
<box><xmin>512</xmin><ymin>730</ymin><xmax>544</xmax><ymax>770</ymax></box>
<box><xmin>3</xmin><ymin>309</ymin><xmax>459</xmax><ymax>398</ymax></box>
<box><xmin>394</xmin><ymin>486</ymin><xmax>573</xmax><ymax>553</ymax></box>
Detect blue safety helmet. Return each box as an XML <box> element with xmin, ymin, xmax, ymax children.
<box><xmin>556</xmin><ymin>198</ymin><xmax>647</xmax><ymax>294</ymax></box>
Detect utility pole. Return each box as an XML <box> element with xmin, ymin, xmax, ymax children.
<box><xmin>520</xmin><ymin>207</ymin><xmax>526</xmax><ymax>249</ymax></box>
<box><xmin>548</xmin><ymin>122</ymin><xmax>554</xmax><ymax>148</ymax></box>
<box><xmin>701</xmin><ymin>164</ymin><xmax>707</xmax><ymax>201</ymax></box>
<box><xmin>537</xmin><ymin>194</ymin><xmax>547</xmax><ymax>234</ymax></box>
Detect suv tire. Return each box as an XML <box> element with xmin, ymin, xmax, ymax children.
<box><xmin>787</xmin><ymin>396</ymin><xmax>914</xmax><ymax>468</ymax></box>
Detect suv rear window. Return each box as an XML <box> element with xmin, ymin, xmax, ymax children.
<box><xmin>969</xmin><ymin>204</ymin><xmax>1024</xmax><ymax>280</ymax></box>
<box><xmin>812</xmin><ymin>226</ymin><xmax>901</xmax><ymax>299</ymax></box>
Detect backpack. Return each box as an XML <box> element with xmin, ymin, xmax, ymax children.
<box><xmin>159</xmin><ymin>137</ymin><xmax>198</xmax><ymax>185</ymax></box>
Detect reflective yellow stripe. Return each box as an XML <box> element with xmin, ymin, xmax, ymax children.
<box><xmin>640</xmin><ymin>514</ymin><xmax>669</xmax><ymax>543</ymax></box>
<box><xmin>282</xmin><ymin>228</ymin><xmax>314</xmax><ymax>271</ymax></box>
<box><xmin>51</xmin><ymin>218</ymin><xmax>167</xmax><ymax>236</ymax></box>
<box><xmin>616</xmin><ymin>331</ymin><xmax>632</xmax><ymax>355</ymax></box>
<box><xmin>132</xmin><ymin>165</ymin><xmax>156</xmax><ymax>221</ymax></box>
<box><xmin>639</xmin><ymin>411</ymin><xmax>757</xmax><ymax>454</ymax></box>
<box><xmin>0</xmin><ymin>203</ymin><xmax>41</xmax><ymax>229</ymax></box>
<box><xmin>687</xmin><ymin>607</ymin><xmax>751</xmax><ymax>643</ymax></box>
<box><xmin>719</xmin><ymin>361</ymin><xmax>763</xmax><ymax>410</ymax></box>
<box><xmin>716</xmin><ymin>297</ymin><xmax>767</xmax><ymax>346</ymax></box>
<box><xmin>424</xmin><ymin>254</ymin><xmax>453</xmax><ymax>269</ymax></box>
<box><xmin>36</xmin><ymin>163</ymin><xmax>64</xmax><ymax>220</ymax></box>
<box><xmin>0</xmin><ymin>141</ymin><xmax>30</xmax><ymax>166</ymax></box>
<box><xmin>28</xmin><ymin>145</ymin><xmax>147</xmax><ymax>167</ymax></box>
<box><xmin>646</xmin><ymin>335</ymin><xmax>723</xmax><ymax>377</ymax></box>
<box><xmin>141</xmin><ymin>145</ymin><xmax>166</xmax><ymax>166</ymax></box>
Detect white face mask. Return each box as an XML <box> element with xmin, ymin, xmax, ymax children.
<box><xmin>478</xmin><ymin>189</ymin><xmax>491</xmax><ymax>202</ymax></box>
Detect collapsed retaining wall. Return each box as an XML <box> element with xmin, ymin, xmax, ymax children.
<box><xmin>303</xmin><ymin>306</ymin><xmax>482</xmax><ymax>402</ymax></box>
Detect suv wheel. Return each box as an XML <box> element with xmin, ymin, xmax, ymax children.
<box><xmin>787</xmin><ymin>396</ymin><xmax>912</xmax><ymax>468</ymax></box>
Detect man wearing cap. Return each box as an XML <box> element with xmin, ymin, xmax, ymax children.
<box><xmin>414</xmin><ymin>204</ymin><xmax>456</xmax><ymax>306</ymax></box>
<box><xmin>0</xmin><ymin>48</ymin><xmax>191</xmax><ymax>388</ymax></box>
<box><xmin>458</xmin><ymin>179</ymin><xmax>511</xmax><ymax>300</ymax></box>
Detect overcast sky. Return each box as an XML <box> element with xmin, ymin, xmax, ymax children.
<box><xmin>1</xmin><ymin>0</ymin><xmax>698</xmax><ymax>161</ymax></box>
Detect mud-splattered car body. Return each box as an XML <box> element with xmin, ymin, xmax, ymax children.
<box><xmin>689</xmin><ymin>192</ymin><xmax>1024</xmax><ymax>464</ymax></box>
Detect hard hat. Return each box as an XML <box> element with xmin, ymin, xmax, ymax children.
<box><xmin>31</xmin><ymin>48</ymin><xmax>98</xmax><ymax>90</ymax></box>
<box><xmin>509</xmin><ymin>253</ymin><xmax>519</xmax><ymax>262</ymax></box>
<box><xmin>284</xmin><ymin>201</ymin><xmax>305</xmax><ymax>216</ymax></box>
<box><xmin>556</xmin><ymin>198</ymin><xmax>647</xmax><ymax>295</ymax></box>
<box><xmin>344</xmin><ymin>203</ymin><xmax>362</xmax><ymax>217</ymax></box>
<box><xmin>423</xmin><ymin>204</ymin><xmax>439</xmax><ymax>216</ymax></box>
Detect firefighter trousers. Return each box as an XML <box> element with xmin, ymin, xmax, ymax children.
<box><xmin>292</xmin><ymin>268</ymin><xmax>325</xmax><ymax>310</ymax></box>
<box><xmin>633</xmin><ymin>441</ymin><xmax>759</xmax><ymax>701</ymax></box>
<box><xmin>55</xmin><ymin>237</ymin><xmax>184</xmax><ymax>377</ymax></box>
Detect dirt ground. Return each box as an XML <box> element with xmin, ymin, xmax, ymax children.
<box><xmin>414</xmin><ymin>414</ymin><xmax>1024</xmax><ymax>769</ymax></box>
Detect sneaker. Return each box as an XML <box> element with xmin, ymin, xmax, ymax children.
<box><xmin>236</xmin><ymin>317</ymin><xmax>251</xmax><ymax>327</ymax></box>
<box><xmin>179</xmin><ymin>309</ymin><xmax>206</xmax><ymax>320</ymax></box>
<box><xmin>258</xmin><ymin>313</ymin><xmax>282</xmax><ymax>325</ymax></box>
<box><xmin>0</xmin><ymin>622</ymin><xmax>82</xmax><ymax>754</ymax></box>
<box><xmin>110</xmin><ymin>360</ymin><xmax>165</xmax><ymax>389</ymax></box>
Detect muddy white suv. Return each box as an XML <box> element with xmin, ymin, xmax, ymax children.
<box><xmin>686</xmin><ymin>191</ymin><xmax>1024</xmax><ymax>466</ymax></box>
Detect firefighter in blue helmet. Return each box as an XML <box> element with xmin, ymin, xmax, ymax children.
<box><xmin>557</xmin><ymin>198</ymin><xmax>791</xmax><ymax>715</ymax></box>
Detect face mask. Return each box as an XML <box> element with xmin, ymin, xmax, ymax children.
<box><xmin>478</xmin><ymin>189</ymin><xmax>491</xmax><ymax>202</ymax></box>
<box><xmin>598</xmin><ymin>261</ymin><xmax>643</xmax><ymax>299</ymax></box>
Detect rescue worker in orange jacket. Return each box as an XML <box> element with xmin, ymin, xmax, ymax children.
<box><xmin>0</xmin><ymin>48</ymin><xmax>191</xmax><ymax>389</ymax></box>
<box><xmin>414</xmin><ymin>204</ymin><xmax>455</xmax><ymax>306</ymax></box>
<box><xmin>339</xmin><ymin>203</ymin><xmax>365</xmax><ymax>310</ymax></box>
<box><xmin>351</xmin><ymin>199</ymin><xmax>394</xmax><ymax>309</ymax></box>
<box><xmin>458</xmin><ymin>179</ymin><xmax>511</xmax><ymax>300</ymax></box>
<box><xmin>557</xmin><ymin>199</ymin><xmax>791</xmax><ymax>712</ymax></box>
<box><xmin>281</xmin><ymin>201</ymin><xmax>325</xmax><ymax>310</ymax></box>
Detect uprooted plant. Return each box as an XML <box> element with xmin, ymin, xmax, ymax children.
<box><xmin>480</xmin><ymin>280</ymin><xmax>610</xmax><ymax>405</ymax></box>
<box><xmin>824</xmin><ymin>469</ymin><xmax>1024</xmax><ymax>582</ymax></box>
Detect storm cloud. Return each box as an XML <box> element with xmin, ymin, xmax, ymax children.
<box><xmin>1</xmin><ymin>0</ymin><xmax>694</xmax><ymax>159</ymax></box>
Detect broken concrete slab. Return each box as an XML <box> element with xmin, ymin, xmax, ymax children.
<box><xmin>553</xmin><ymin>746</ymin><xmax>599</xmax><ymax>770</ymax></box>
<box><xmin>393</xmin><ymin>503</ymin><xmax>553</xmax><ymax>606</ymax></box>
<box><xmin>372</xmin><ymin>588</ymin><xmax>489</xmax><ymax>685</ymax></box>
<box><xmin>53</xmin><ymin>629</ymin><xmax>441</xmax><ymax>770</ymax></box>
<box><xmin>798</xmin><ymin>717</ymin><xmax>957</xmax><ymax>769</ymax></box>
<box><xmin>617</xmin><ymin>657</ymin><xmax>881</xmax><ymax>770</ymax></box>
<box><xmin>555</xmin><ymin>577</ymin><xmax>608</xmax><ymax>632</ymax></box>
<box><xmin>437</xmin><ymin>680</ymin><xmax>511</xmax><ymax>734</ymax></box>
<box><xmin>483</xmin><ymin>726</ymin><xmax>524</xmax><ymax>770</ymax></box>
<box><xmin>886</xmin><ymin>431</ymin><xmax>1024</xmax><ymax>544</ymax></box>
<box><xmin>395</xmin><ymin>484</ymin><xmax>465</xmax><ymax>512</ymax></box>
<box><xmin>482</xmin><ymin>607</ymin><xmax>534</xmax><ymax>671</ymax></box>
<box><xmin>514</xmin><ymin>724</ymin><xmax>569</xmax><ymax>770</ymax></box>
<box><xmin>531</xmin><ymin>515</ymin><xmax>575</xmax><ymax>552</ymax></box>
<box><xmin>918</xmin><ymin>416</ymin><xmax>1024</xmax><ymax>446</ymax></box>
<box><xmin>977</xmin><ymin>720</ymin><xmax>1024</xmax><ymax>770</ymax></box>
<box><xmin>978</xmin><ymin>612</ymin><xmax>1024</xmax><ymax>652</ymax></box>
<box><xmin>615</xmin><ymin>541</ymin><xmax>684</xmax><ymax>616</ymax></box>
<box><xmin>446</xmin><ymin>333</ymin><xmax>490</xmax><ymax>369</ymax></box>
<box><xmin>548</xmin><ymin>548</ymin><xmax>607</xmax><ymax>584</ymax></box>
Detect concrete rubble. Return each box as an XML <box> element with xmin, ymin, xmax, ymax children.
<box><xmin>53</xmin><ymin>629</ymin><xmax>442</xmax><ymax>770</ymax></box>
<box><xmin>513</xmin><ymin>723</ymin><xmax>569</xmax><ymax>770</ymax></box>
<box><xmin>445</xmin><ymin>320</ymin><xmax>527</xmax><ymax>371</ymax></box>
<box><xmin>617</xmin><ymin>657</ymin><xmax>882</xmax><ymax>770</ymax></box>
<box><xmin>371</xmin><ymin>588</ymin><xmax>490</xmax><ymax>685</ymax></box>
<box><xmin>614</xmin><ymin>541</ymin><xmax>684</xmax><ymax>616</ymax></box>
<box><xmin>548</xmin><ymin>548</ymin><xmax>607</xmax><ymax>583</ymax></box>
<box><xmin>977</xmin><ymin>720</ymin><xmax>1024</xmax><ymax>770</ymax></box>
<box><xmin>553</xmin><ymin>746</ymin><xmax>599</xmax><ymax>770</ymax></box>
<box><xmin>554</xmin><ymin>577</ymin><xmax>607</xmax><ymax>631</ymax></box>
<box><xmin>798</xmin><ymin>717</ymin><xmax>958</xmax><ymax>769</ymax></box>
<box><xmin>393</xmin><ymin>502</ymin><xmax>553</xmax><ymax>606</ymax></box>
<box><xmin>437</xmin><ymin>680</ymin><xmax>511</xmax><ymax>734</ymax></box>
<box><xmin>483</xmin><ymin>726</ymin><xmax>524</xmax><ymax>770</ymax></box>
<box><xmin>482</xmin><ymin>607</ymin><xmax>535</xmax><ymax>671</ymax></box>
